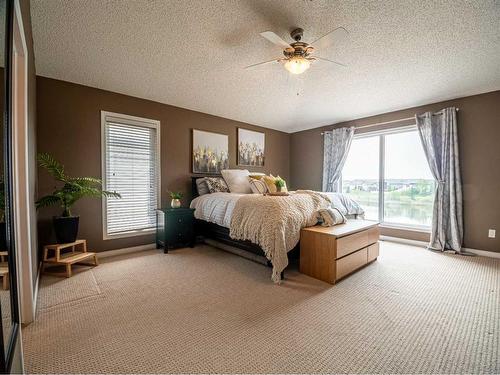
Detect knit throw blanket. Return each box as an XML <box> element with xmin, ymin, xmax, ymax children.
<box><xmin>229</xmin><ymin>190</ymin><xmax>331</xmax><ymax>283</ymax></box>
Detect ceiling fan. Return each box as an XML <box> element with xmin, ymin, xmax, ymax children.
<box><xmin>245</xmin><ymin>27</ymin><xmax>349</xmax><ymax>75</ymax></box>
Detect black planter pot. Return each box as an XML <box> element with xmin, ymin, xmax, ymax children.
<box><xmin>0</xmin><ymin>222</ymin><xmax>6</xmax><ymax>251</ymax></box>
<box><xmin>53</xmin><ymin>216</ymin><xmax>79</xmax><ymax>244</ymax></box>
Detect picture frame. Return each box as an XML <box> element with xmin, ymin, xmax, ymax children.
<box><xmin>192</xmin><ymin>129</ymin><xmax>229</xmax><ymax>174</ymax></box>
<box><xmin>237</xmin><ymin>128</ymin><xmax>265</xmax><ymax>167</ymax></box>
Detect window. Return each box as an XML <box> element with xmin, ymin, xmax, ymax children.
<box><xmin>101</xmin><ymin>111</ymin><xmax>160</xmax><ymax>239</ymax></box>
<box><xmin>341</xmin><ymin>136</ymin><xmax>380</xmax><ymax>220</ymax></box>
<box><xmin>341</xmin><ymin>126</ymin><xmax>435</xmax><ymax>229</ymax></box>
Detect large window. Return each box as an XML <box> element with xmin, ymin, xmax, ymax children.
<box><xmin>101</xmin><ymin>111</ymin><xmax>160</xmax><ymax>239</ymax></box>
<box><xmin>341</xmin><ymin>136</ymin><xmax>380</xmax><ymax>220</ymax></box>
<box><xmin>341</xmin><ymin>127</ymin><xmax>435</xmax><ymax>228</ymax></box>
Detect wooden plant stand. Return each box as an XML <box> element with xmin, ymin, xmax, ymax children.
<box><xmin>0</xmin><ymin>266</ymin><xmax>8</xmax><ymax>290</ymax></box>
<box><xmin>42</xmin><ymin>239</ymin><xmax>98</xmax><ymax>278</ymax></box>
<box><xmin>0</xmin><ymin>251</ymin><xmax>8</xmax><ymax>290</ymax></box>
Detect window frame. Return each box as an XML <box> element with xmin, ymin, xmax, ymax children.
<box><xmin>340</xmin><ymin>124</ymin><xmax>432</xmax><ymax>232</ymax></box>
<box><xmin>101</xmin><ymin>111</ymin><xmax>161</xmax><ymax>240</ymax></box>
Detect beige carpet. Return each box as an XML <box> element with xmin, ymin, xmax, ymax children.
<box><xmin>22</xmin><ymin>242</ymin><xmax>499</xmax><ymax>374</ymax></box>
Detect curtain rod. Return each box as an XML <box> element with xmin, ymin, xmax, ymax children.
<box><xmin>321</xmin><ymin>107</ymin><xmax>459</xmax><ymax>135</ymax></box>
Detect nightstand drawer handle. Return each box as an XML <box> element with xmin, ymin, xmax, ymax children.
<box><xmin>178</xmin><ymin>218</ymin><xmax>183</xmax><ymax>223</ymax></box>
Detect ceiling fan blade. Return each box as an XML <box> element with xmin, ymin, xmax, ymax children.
<box><xmin>260</xmin><ymin>31</ymin><xmax>293</xmax><ymax>49</ymax></box>
<box><xmin>315</xmin><ymin>56</ymin><xmax>347</xmax><ymax>68</ymax></box>
<box><xmin>310</xmin><ymin>26</ymin><xmax>349</xmax><ymax>50</ymax></box>
<box><xmin>244</xmin><ymin>58</ymin><xmax>281</xmax><ymax>69</ymax></box>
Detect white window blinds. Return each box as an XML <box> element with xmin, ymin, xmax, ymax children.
<box><xmin>102</xmin><ymin>113</ymin><xmax>160</xmax><ymax>238</ymax></box>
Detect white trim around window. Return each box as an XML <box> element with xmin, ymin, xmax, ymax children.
<box><xmin>380</xmin><ymin>222</ymin><xmax>431</xmax><ymax>233</ymax></box>
<box><xmin>101</xmin><ymin>111</ymin><xmax>161</xmax><ymax>240</ymax></box>
<box><xmin>353</xmin><ymin>124</ymin><xmax>418</xmax><ymax>138</ymax></box>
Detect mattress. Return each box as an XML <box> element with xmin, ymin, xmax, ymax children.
<box><xmin>190</xmin><ymin>191</ymin><xmax>365</xmax><ymax>228</ymax></box>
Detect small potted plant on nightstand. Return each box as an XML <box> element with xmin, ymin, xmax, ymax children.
<box><xmin>36</xmin><ymin>153</ymin><xmax>121</xmax><ymax>244</ymax></box>
<box><xmin>169</xmin><ymin>191</ymin><xmax>183</xmax><ymax>208</ymax></box>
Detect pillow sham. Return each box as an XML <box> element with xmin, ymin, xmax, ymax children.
<box><xmin>205</xmin><ymin>177</ymin><xmax>229</xmax><ymax>193</ymax></box>
<box><xmin>263</xmin><ymin>174</ymin><xmax>288</xmax><ymax>193</ymax></box>
<box><xmin>249</xmin><ymin>172</ymin><xmax>266</xmax><ymax>179</ymax></box>
<box><xmin>249</xmin><ymin>177</ymin><xmax>268</xmax><ymax>194</ymax></box>
<box><xmin>318</xmin><ymin>207</ymin><xmax>347</xmax><ymax>227</ymax></box>
<box><xmin>195</xmin><ymin>177</ymin><xmax>210</xmax><ymax>196</ymax></box>
<box><xmin>262</xmin><ymin>175</ymin><xmax>278</xmax><ymax>193</ymax></box>
<box><xmin>221</xmin><ymin>169</ymin><xmax>252</xmax><ymax>193</ymax></box>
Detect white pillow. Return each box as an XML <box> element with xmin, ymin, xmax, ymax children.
<box><xmin>221</xmin><ymin>169</ymin><xmax>252</xmax><ymax>193</ymax></box>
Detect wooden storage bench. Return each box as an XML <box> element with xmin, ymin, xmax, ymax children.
<box><xmin>300</xmin><ymin>220</ymin><xmax>380</xmax><ymax>284</ymax></box>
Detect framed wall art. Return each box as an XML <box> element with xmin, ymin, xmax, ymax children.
<box><xmin>237</xmin><ymin>128</ymin><xmax>265</xmax><ymax>167</ymax></box>
<box><xmin>192</xmin><ymin>129</ymin><xmax>229</xmax><ymax>174</ymax></box>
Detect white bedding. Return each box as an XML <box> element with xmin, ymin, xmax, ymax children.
<box><xmin>190</xmin><ymin>192</ymin><xmax>244</xmax><ymax>228</ymax></box>
<box><xmin>190</xmin><ymin>191</ymin><xmax>364</xmax><ymax>228</ymax></box>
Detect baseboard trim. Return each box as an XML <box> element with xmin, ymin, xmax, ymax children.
<box><xmin>97</xmin><ymin>243</ymin><xmax>156</xmax><ymax>259</ymax></box>
<box><xmin>463</xmin><ymin>247</ymin><xmax>500</xmax><ymax>259</ymax></box>
<box><xmin>381</xmin><ymin>235</ymin><xmax>428</xmax><ymax>248</ymax></box>
<box><xmin>380</xmin><ymin>236</ymin><xmax>500</xmax><ymax>259</ymax></box>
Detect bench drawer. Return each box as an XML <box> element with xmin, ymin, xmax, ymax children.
<box><xmin>336</xmin><ymin>247</ymin><xmax>368</xmax><ymax>280</ymax></box>
<box><xmin>336</xmin><ymin>227</ymin><xmax>379</xmax><ymax>259</ymax></box>
<box><xmin>367</xmin><ymin>242</ymin><xmax>379</xmax><ymax>262</ymax></box>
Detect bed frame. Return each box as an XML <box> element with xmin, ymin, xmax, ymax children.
<box><xmin>191</xmin><ymin>176</ymin><xmax>298</xmax><ymax>277</ymax></box>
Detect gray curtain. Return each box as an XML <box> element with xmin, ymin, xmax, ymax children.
<box><xmin>416</xmin><ymin>107</ymin><xmax>463</xmax><ymax>253</ymax></box>
<box><xmin>322</xmin><ymin>127</ymin><xmax>355</xmax><ymax>192</ymax></box>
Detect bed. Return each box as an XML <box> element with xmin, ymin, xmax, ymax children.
<box><xmin>190</xmin><ymin>176</ymin><xmax>365</xmax><ymax>281</ymax></box>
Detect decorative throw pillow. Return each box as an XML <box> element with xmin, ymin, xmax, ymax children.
<box><xmin>249</xmin><ymin>177</ymin><xmax>268</xmax><ymax>194</ymax></box>
<box><xmin>196</xmin><ymin>177</ymin><xmax>210</xmax><ymax>196</ymax></box>
<box><xmin>263</xmin><ymin>174</ymin><xmax>288</xmax><ymax>193</ymax></box>
<box><xmin>205</xmin><ymin>177</ymin><xmax>229</xmax><ymax>193</ymax></box>
<box><xmin>221</xmin><ymin>169</ymin><xmax>252</xmax><ymax>193</ymax></box>
<box><xmin>249</xmin><ymin>173</ymin><xmax>265</xmax><ymax>180</ymax></box>
<box><xmin>263</xmin><ymin>175</ymin><xmax>278</xmax><ymax>193</ymax></box>
<box><xmin>318</xmin><ymin>208</ymin><xmax>347</xmax><ymax>227</ymax></box>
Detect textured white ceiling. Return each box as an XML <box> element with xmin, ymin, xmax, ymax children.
<box><xmin>30</xmin><ymin>0</ymin><xmax>500</xmax><ymax>133</ymax></box>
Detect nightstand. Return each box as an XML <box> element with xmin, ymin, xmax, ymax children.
<box><xmin>156</xmin><ymin>208</ymin><xmax>195</xmax><ymax>253</ymax></box>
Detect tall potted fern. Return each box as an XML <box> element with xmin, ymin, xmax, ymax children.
<box><xmin>36</xmin><ymin>153</ymin><xmax>121</xmax><ymax>244</ymax></box>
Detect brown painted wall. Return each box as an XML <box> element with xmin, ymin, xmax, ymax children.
<box><xmin>36</xmin><ymin>77</ymin><xmax>290</xmax><ymax>252</ymax></box>
<box><xmin>290</xmin><ymin>90</ymin><xmax>500</xmax><ymax>253</ymax></box>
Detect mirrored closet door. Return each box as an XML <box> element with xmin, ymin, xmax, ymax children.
<box><xmin>0</xmin><ymin>0</ymin><xmax>22</xmax><ymax>372</ymax></box>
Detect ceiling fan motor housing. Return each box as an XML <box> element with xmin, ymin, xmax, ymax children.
<box><xmin>290</xmin><ymin>28</ymin><xmax>304</xmax><ymax>41</ymax></box>
<box><xmin>283</xmin><ymin>44</ymin><xmax>314</xmax><ymax>59</ymax></box>
<box><xmin>282</xmin><ymin>28</ymin><xmax>314</xmax><ymax>59</ymax></box>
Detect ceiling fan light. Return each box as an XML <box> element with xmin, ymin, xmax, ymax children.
<box><xmin>284</xmin><ymin>56</ymin><xmax>311</xmax><ymax>75</ymax></box>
